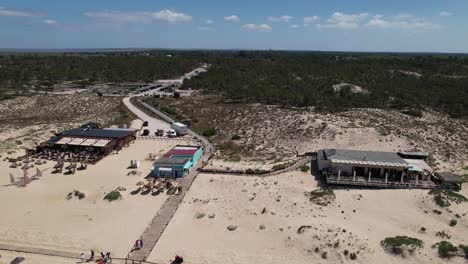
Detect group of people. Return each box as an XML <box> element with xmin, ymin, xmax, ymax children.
<box><xmin>79</xmin><ymin>250</ymin><xmax>112</xmax><ymax>263</ymax></box>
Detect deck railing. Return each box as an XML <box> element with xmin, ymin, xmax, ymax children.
<box><xmin>326</xmin><ymin>175</ymin><xmax>436</xmax><ymax>189</ymax></box>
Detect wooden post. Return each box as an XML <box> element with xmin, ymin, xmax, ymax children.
<box><xmin>368</xmin><ymin>170</ymin><xmax>371</xmax><ymax>182</ymax></box>
<box><xmin>385</xmin><ymin>172</ymin><xmax>388</xmax><ymax>183</ymax></box>
<box><xmin>416</xmin><ymin>174</ymin><xmax>419</xmax><ymax>185</ymax></box>
<box><xmin>353</xmin><ymin>170</ymin><xmax>356</xmax><ymax>181</ymax></box>
<box><xmin>338</xmin><ymin>170</ymin><xmax>341</xmax><ymax>180</ymax></box>
<box><xmin>401</xmin><ymin>172</ymin><xmax>404</xmax><ymax>183</ymax></box>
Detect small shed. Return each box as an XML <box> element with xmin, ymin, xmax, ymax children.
<box><xmin>434</xmin><ymin>172</ymin><xmax>463</xmax><ymax>191</ymax></box>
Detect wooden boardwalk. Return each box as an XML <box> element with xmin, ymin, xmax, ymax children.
<box><xmin>127</xmin><ymin>158</ymin><xmax>207</xmax><ymax>261</ymax></box>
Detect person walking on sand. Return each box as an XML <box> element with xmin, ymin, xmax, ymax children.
<box><xmin>80</xmin><ymin>252</ymin><xmax>85</xmax><ymax>263</ymax></box>
<box><xmin>89</xmin><ymin>249</ymin><xmax>95</xmax><ymax>261</ymax></box>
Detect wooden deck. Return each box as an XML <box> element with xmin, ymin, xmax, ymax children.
<box><xmin>326</xmin><ymin>175</ymin><xmax>436</xmax><ymax>189</ymax></box>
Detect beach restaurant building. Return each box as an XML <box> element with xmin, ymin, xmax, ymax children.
<box><xmin>153</xmin><ymin>145</ymin><xmax>203</xmax><ymax>178</ymax></box>
<box><xmin>318</xmin><ymin>149</ymin><xmax>436</xmax><ymax>189</ymax></box>
<box><xmin>39</xmin><ymin>127</ymin><xmax>137</xmax><ymax>155</ymax></box>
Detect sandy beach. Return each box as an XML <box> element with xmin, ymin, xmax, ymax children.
<box><xmin>149</xmin><ymin>171</ymin><xmax>468</xmax><ymax>264</ymax></box>
<box><xmin>0</xmin><ymin>138</ymin><xmax>195</xmax><ymax>262</ymax></box>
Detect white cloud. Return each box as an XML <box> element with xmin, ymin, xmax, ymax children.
<box><xmin>267</xmin><ymin>15</ymin><xmax>293</xmax><ymax>23</ymax></box>
<box><xmin>205</xmin><ymin>19</ymin><xmax>214</xmax><ymax>24</ymax></box>
<box><xmin>303</xmin><ymin>16</ymin><xmax>320</xmax><ymax>24</ymax></box>
<box><xmin>153</xmin><ymin>10</ymin><xmax>192</xmax><ymax>23</ymax></box>
<box><xmin>318</xmin><ymin>12</ymin><xmax>368</xmax><ymax>29</ymax></box>
<box><xmin>0</xmin><ymin>6</ymin><xmax>45</xmax><ymax>17</ymax></box>
<box><xmin>439</xmin><ymin>11</ymin><xmax>453</xmax><ymax>17</ymax></box>
<box><xmin>242</xmin><ymin>23</ymin><xmax>272</xmax><ymax>31</ymax></box>
<box><xmin>365</xmin><ymin>14</ymin><xmax>438</xmax><ymax>30</ymax></box>
<box><xmin>291</xmin><ymin>24</ymin><xmax>300</xmax><ymax>28</ymax></box>
<box><xmin>224</xmin><ymin>15</ymin><xmax>240</xmax><ymax>22</ymax></box>
<box><xmin>84</xmin><ymin>9</ymin><xmax>192</xmax><ymax>24</ymax></box>
<box><xmin>43</xmin><ymin>19</ymin><xmax>57</xmax><ymax>25</ymax></box>
<box><xmin>197</xmin><ymin>26</ymin><xmax>215</xmax><ymax>31</ymax></box>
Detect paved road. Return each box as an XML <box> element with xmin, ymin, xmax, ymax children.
<box><xmin>123</xmin><ymin>97</ymin><xmax>170</xmax><ymax>133</ymax></box>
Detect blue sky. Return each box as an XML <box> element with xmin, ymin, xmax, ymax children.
<box><xmin>0</xmin><ymin>0</ymin><xmax>467</xmax><ymax>52</ymax></box>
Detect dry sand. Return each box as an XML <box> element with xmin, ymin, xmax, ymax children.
<box><xmin>148</xmin><ymin>172</ymin><xmax>468</xmax><ymax>264</ymax></box>
<box><xmin>0</xmin><ymin>138</ymin><xmax>195</xmax><ymax>262</ymax></box>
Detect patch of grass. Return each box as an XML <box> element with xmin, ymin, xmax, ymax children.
<box><xmin>305</xmin><ymin>189</ymin><xmax>335</xmax><ymax>206</ymax></box>
<box><xmin>437</xmin><ymin>241</ymin><xmax>458</xmax><ymax>258</ymax></box>
<box><xmin>104</xmin><ymin>191</ymin><xmax>121</xmax><ymax>202</ymax></box>
<box><xmin>381</xmin><ymin>236</ymin><xmax>423</xmax><ymax>255</ymax></box>
<box><xmin>299</xmin><ymin>164</ymin><xmax>310</xmax><ymax>173</ymax></box>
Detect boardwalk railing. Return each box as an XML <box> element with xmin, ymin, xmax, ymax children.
<box><xmin>326</xmin><ymin>175</ymin><xmax>436</xmax><ymax>189</ymax></box>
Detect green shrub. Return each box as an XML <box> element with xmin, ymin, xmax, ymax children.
<box><xmin>449</xmin><ymin>219</ymin><xmax>457</xmax><ymax>227</ymax></box>
<box><xmin>305</xmin><ymin>189</ymin><xmax>335</xmax><ymax>206</ymax></box>
<box><xmin>459</xmin><ymin>245</ymin><xmax>468</xmax><ymax>258</ymax></box>
<box><xmin>299</xmin><ymin>165</ymin><xmax>310</xmax><ymax>172</ymax></box>
<box><xmin>438</xmin><ymin>241</ymin><xmax>458</xmax><ymax>258</ymax></box>
<box><xmin>104</xmin><ymin>191</ymin><xmax>121</xmax><ymax>202</ymax></box>
<box><xmin>381</xmin><ymin>236</ymin><xmax>423</xmax><ymax>255</ymax></box>
<box><xmin>202</xmin><ymin>127</ymin><xmax>216</xmax><ymax>137</ymax></box>
<box><xmin>429</xmin><ymin>190</ymin><xmax>467</xmax><ymax>207</ymax></box>
<box><xmin>245</xmin><ymin>168</ymin><xmax>255</xmax><ymax>174</ymax></box>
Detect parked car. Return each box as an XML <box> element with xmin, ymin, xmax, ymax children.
<box><xmin>155</xmin><ymin>129</ymin><xmax>164</xmax><ymax>136</ymax></box>
<box><xmin>141</xmin><ymin>129</ymin><xmax>150</xmax><ymax>136</ymax></box>
<box><xmin>167</xmin><ymin>129</ymin><xmax>177</xmax><ymax>138</ymax></box>
<box><xmin>143</xmin><ymin>121</ymin><xmax>149</xmax><ymax>127</ymax></box>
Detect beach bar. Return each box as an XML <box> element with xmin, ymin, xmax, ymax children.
<box><xmin>318</xmin><ymin>149</ymin><xmax>436</xmax><ymax>189</ymax></box>
<box><xmin>38</xmin><ymin>127</ymin><xmax>137</xmax><ymax>155</ymax></box>
<box><xmin>153</xmin><ymin>145</ymin><xmax>203</xmax><ymax>179</ymax></box>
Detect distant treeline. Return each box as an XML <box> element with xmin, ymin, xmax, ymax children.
<box><xmin>1</xmin><ymin>50</ymin><xmax>467</xmax><ymax>117</ymax></box>
<box><xmin>0</xmin><ymin>53</ymin><xmax>200</xmax><ymax>85</ymax></box>
<box><xmin>182</xmin><ymin>51</ymin><xmax>468</xmax><ymax>117</ymax></box>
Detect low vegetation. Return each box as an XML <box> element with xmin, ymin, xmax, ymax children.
<box><xmin>449</xmin><ymin>219</ymin><xmax>458</xmax><ymax>227</ymax></box>
<box><xmin>66</xmin><ymin>190</ymin><xmax>85</xmax><ymax>200</ymax></box>
<box><xmin>429</xmin><ymin>189</ymin><xmax>468</xmax><ymax>207</ymax></box>
<box><xmin>381</xmin><ymin>236</ymin><xmax>423</xmax><ymax>255</ymax></box>
<box><xmin>305</xmin><ymin>189</ymin><xmax>335</xmax><ymax>206</ymax></box>
<box><xmin>437</xmin><ymin>241</ymin><xmax>459</xmax><ymax>258</ymax></box>
<box><xmin>104</xmin><ymin>191</ymin><xmax>121</xmax><ymax>202</ymax></box>
<box><xmin>299</xmin><ymin>164</ymin><xmax>310</xmax><ymax>172</ymax></box>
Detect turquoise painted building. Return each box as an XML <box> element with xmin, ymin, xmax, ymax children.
<box><xmin>153</xmin><ymin>145</ymin><xmax>203</xmax><ymax>178</ymax></box>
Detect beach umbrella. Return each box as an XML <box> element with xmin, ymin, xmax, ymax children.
<box><xmin>36</xmin><ymin>167</ymin><xmax>43</xmax><ymax>178</ymax></box>
<box><xmin>23</xmin><ymin>169</ymin><xmax>30</xmax><ymax>186</ymax></box>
